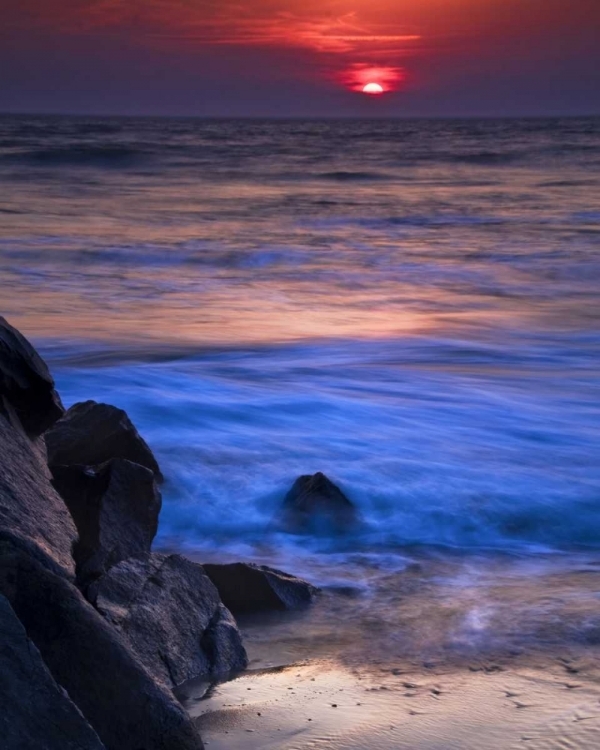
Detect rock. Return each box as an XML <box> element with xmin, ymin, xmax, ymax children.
<box><xmin>89</xmin><ymin>553</ymin><xmax>248</xmax><ymax>687</ymax></box>
<box><xmin>0</xmin><ymin>412</ymin><xmax>77</xmax><ymax>578</ymax></box>
<box><xmin>0</xmin><ymin>318</ymin><xmax>77</xmax><ymax>577</ymax></box>
<box><xmin>0</xmin><ymin>316</ymin><xmax>64</xmax><ymax>437</ymax></box>
<box><xmin>46</xmin><ymin>400</ymin><xmax>162</xmax><ymax>479</ymax></box>
<box><xmin>51</xmin><ymin>459</ymin><xmax>161</xmax><ymax>585</ymax></box>
<box><xmin>0</xmin><ymin>544</ymin><xmax>204</xmax><ymax>750</ymax></box>
<box><xmin>0</xmin><ymin>593</ymin><xmax>106</xmax><ymax>750</ymax></box>
<box><xmin>277</xmin><ymin>472</ymin><xmax>358</xmax><ymax>534</ymax></box>
<box><xmin>203</xmin><ymin>562</ymin><xmax>319</xmax><ymax>614</ymax></box>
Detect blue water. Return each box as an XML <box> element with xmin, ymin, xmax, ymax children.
<box><xmin>1</xmin><ymin>115</ymin><xmax>599</xmax><ymax>559</ymax></box>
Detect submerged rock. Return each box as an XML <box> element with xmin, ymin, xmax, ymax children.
<box><xmin>89</xmin><ymin>553</ymin><xmax>248</xmax><ymax>688</ymax></box>
<box><xmin>0</xmin><ymin>315</ymin><xmax>64</xmax><ymax>437</ymax></box>
<box><xmin>46</xmin><ymin>400</ymin><xmax>162</xmax><ymax>479</ymax></box>
<box><xmin>277</xmin><ymin>472</ymin><xmax>358</xmax><ymax>534</ymax></box>
<box><xmin>203</xmin><ymin>562</ymin><xmax>319</xmax><ymax>614</ymax></box>
<box><xmin>51</xmin><ymin>459</ymin><xmax>161</xmax><ymax>585</ymax></box>
<box><xmin>0</xmin><ymin>545</ymin><xmax>204</xmax><ymax>750</ymax></box>
<box><xmin>0</xmin><ymin>593</ymin><xmax>106</xmax><ymax>750</ymax></box>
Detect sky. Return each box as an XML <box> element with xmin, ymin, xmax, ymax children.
<box><xmin>1</xmin><ymin>0</ymin><xmax>599</xmax><ymax>117</ymax></box>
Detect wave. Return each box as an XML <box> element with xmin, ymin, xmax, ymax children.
<box><xmin>46</xmin><ymin>332</ymin><xmax>600</xmax><ymax>556</ymax></box>
<box><xmin>1</xmin><ymin>145</ymin><xmax>147</xmax><ymax>167</ymax></box>
<box><xmin>536</xmin><ymin>179</ymin><xmax>598</xmax><ymax>188</ymax></box>
<box><xmin>1</xmin><ymin>143</ymin><xmax>597</xmax><ymax>177</ymax></box>
<box><xmin>316</xmin><ymin>170</ymin><xmax>389</xmax><ymax>182</ymax></box>
<box><xmin>342</xmin><ymin>214</ymin><xmax>508</xmax><ymax>229</ymax></box>
<box><xmin>571</xmin><ymin>211</ymin><xmax>600</xmax><ymax>223</ymax></box>
<box><xmin>454</xmin><ymin>151</ymin><xmax>521</xmax><ymax>165</ymax></box>
<box><xmin>73</xmin><ymin>122</ymin><xmax>125</xmax><ymax>136</ymax></box>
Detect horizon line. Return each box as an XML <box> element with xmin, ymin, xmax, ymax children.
<box><xmin>1</xmin><ymin>111</ymin><xmax>599</xmax><ymax>122</ymax></box>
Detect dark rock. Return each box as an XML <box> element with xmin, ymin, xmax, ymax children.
<box><xmin>46</xmin><ymin>400</ymin><xmax>162</xmax><ymax>479</ymax></box>
<box><xmin>0</xmin><ymin>593</ymin><xmax>106</xmax><ymax>750</ymax></box>
<box><xmin>277</xmin><ymin>472</ymin><xmax>358</xmax><ymax>534</ymax></box>
<box><xmin>0</xmin><ymin>544</ymin><xmax>204</xmax><ymax>750</ymax></box>
<box><xmin>203</xmin><ymin>562</ymin><xmax>319</xmax><ymax>614</ymax></box>
<box><xmin>0</xmin><ymin>412</ymin><xmax>77</xmax><ymax>578</ymax></box>
<box><xmin>0</xmin><ymin>316</ymin><xmax>64</xmax><ymax>437</ymax></box>
<box><xmin>89</xmin><ymin>553</ymin><xmax>248</xmax><ymax>687</ymax></box>
<box><xmin>51</xmin><ymin>459</ymin><xmax>161</xmax><ymax>585</ymax></box>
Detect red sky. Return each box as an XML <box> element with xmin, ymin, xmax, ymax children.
<box><xmin>1</xmin><ymin>0</ymin><xmax>599</xmax><ymax>116</ymax></box>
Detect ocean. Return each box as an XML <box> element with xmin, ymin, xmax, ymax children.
<box><xmin>2</xmin><ymin>116</ymin><xmax>600</xmax><ymax>669</ymax></box>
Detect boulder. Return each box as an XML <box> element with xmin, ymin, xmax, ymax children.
<box><xmin>203</xmin><ymin>562</ymin><xmax>319</xmax><ymax>614</ymax></box>
<box><xmin>0</xmin><ymin>319</ymin><xmax>74</xmax><ymax>577</ymax></box>
<box><xmin>0</xmin><ymin>412</ymin><xmax>77</xmax><ymax>578</ymax></box>
<box><xmin>46</xmin><ymin>400</ymin><xmax>162</xmax><ymax>479</ymax></box>
<box><xmin>0</xmin><ymin>544</ymin><xmax>204</xmax><ymax>750</ymax></box>
<box><xmin>0</xmin><ymin>593</ymin><xmax>106</xmax><ymax>750</ymax></box>
<box><xmin>277</xmin><ymin>472</ymin><xmax>358</xmax><ymax>534</ymax></box>
<box><xmin>0</xmin><ymin>316</ymin><xmax>64</xmax><ymax>437</ymax></box>
<box><xmin>51</xmin><ymin>459</ymin><xmax>161</xmax><ymax>585</ymax></box>
<box><xmin>89</xmin><ymin>553</ymin><xmax>248</xmax><ymax>687</ymax></box>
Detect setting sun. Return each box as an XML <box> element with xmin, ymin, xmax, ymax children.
<box><xmin>362</xmin><ymin>82</ymin><xmax>384</xmax><ymax>95</ymax></box>
<box><xmin>339</xmin><ymin>65</ymin><xmax>404</xmax><ymax>94</ymax></box>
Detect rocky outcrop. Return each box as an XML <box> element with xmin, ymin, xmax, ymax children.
<box><xmin>0</xmin><ymin>593</ymin><xmax>106</xmax><ymax>750</ymax></box>
<box><xmin>0</xmin><ymin>317</ymin><xmax>75</xmax><ymax>577</ymax></box>
<box><xmin>0</xmin><ymin>544</ymin><xmax>204</xmax><ymax>750</ymax></box>
<box><xmin>0</xmin><ymin>316</ymin><xmax>64</xmax><ymax>437</ymax></box>
<box><xmin>89</xmin><ymin>554</ymin><xmax>248</xmax><ymax>687</ymax></box>
<box><xmin>46</xmin><ymin>400</ymin><xmax>162</xmax><ymax>479</ymax></box>
<box><xmin>277</xmin><ymin>472</ymin><xmax>358</xmax><ymax>534</ymax></box>
<box><xmin>203</xmin><ymin>562</ymin><xmax>319</xmax><ymax>614</ymax></box>
<box><xmin>52</xmin><ymin>459</ymin><xmax>161</xmax><ymax>586</ymax></box>
<box><xmin>0</xmin><ymin>411</ymin><xmax>78</xmax><ymax>578</ymax></box>
<box><xmin>0</xmin><ymin>318</ymin><xmax>272</xmax><ymax>749</ymax></box>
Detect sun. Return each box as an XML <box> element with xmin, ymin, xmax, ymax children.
<box><xmin>362</xmin><ymin>82</ymin><xmax>384</xmax><ymax>95</ymax></box>
<box><xmin>338</xmin><ymin>65</ymin><xmax>403</xmax><ymax>94</ymax></box>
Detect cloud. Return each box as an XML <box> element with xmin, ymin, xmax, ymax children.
<box><xmin>210</xmin><ymin>13</ymin><xmax>421</xmax><ymax>55</ymax></box>
<box><xmin>3</xmin><ymin>0</ymin><xmax>420</xmax><ymax>57</ymax></box>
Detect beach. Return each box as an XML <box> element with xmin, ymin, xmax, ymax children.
<box><xmin>186</xmin><ymin>660</ymin><xmax>600</xmax><ymax>750</ymax></box>
<box><xmin>181</xmin><ymin>549</ymin><xmax>600</xmax><ymax>749</ymax></box>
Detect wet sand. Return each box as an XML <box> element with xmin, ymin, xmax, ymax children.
<box><xmin>179</xmin><ymin>549</ymin><xmax>600</xmax><ymax>749</ymax></box>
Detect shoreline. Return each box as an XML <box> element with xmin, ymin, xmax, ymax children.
<box><xmin>179</xmin><ymin>545</ymin><xmax>600</xmax><ymax>748</ymax></box>
<box><xmin>2</xmin><ymin>314</ymin><xmax>600</xmax><ymax>749</ymax></box>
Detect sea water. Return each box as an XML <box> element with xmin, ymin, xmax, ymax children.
<box><xmin>1</xmin><ymin>116</ymin><xmax>600</xmax><ymax>661</ymax></box>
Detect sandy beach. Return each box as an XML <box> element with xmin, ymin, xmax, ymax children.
<box><xmin>187</xmin><ymin>660</ymin><xmax>600</xmax><ymax>750</ymax></box>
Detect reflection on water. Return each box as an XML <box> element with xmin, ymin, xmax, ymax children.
<box><xmin>1</xmin><ymin>117</ymin><xmax>599</xmax><ymax>343</ymax></box>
